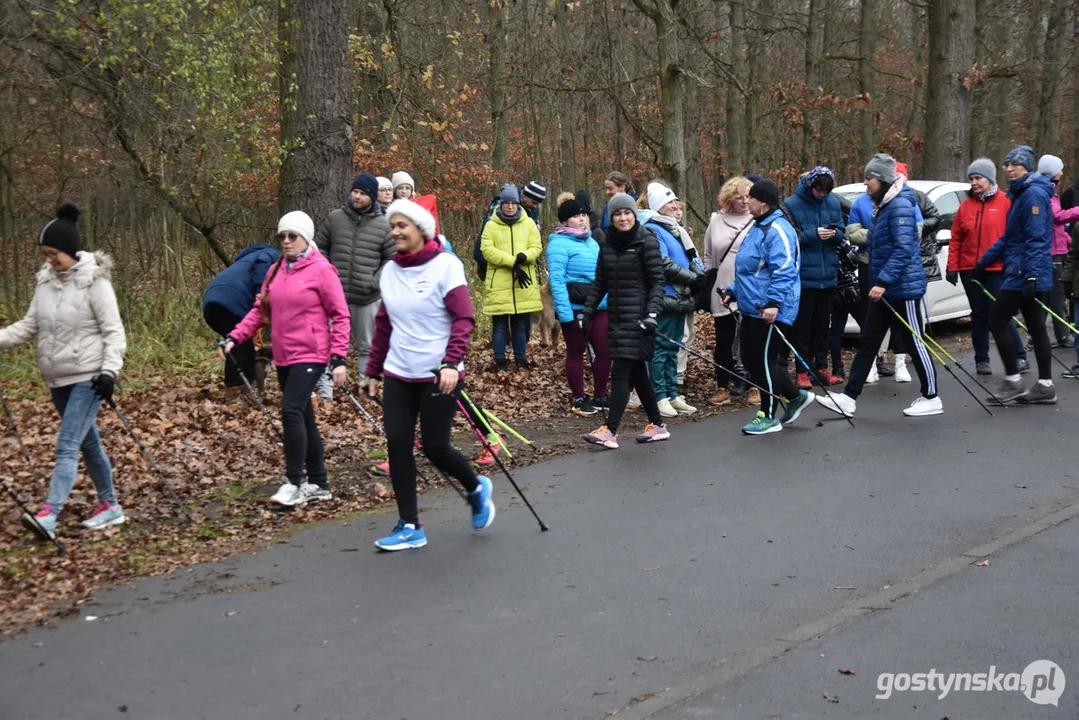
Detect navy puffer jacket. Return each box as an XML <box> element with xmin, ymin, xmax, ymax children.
<box><xmin>867</xmin><ymin>184</ymin><xmax>925</xmax><ymax>300</ymax></box>
<box><xmin>202</xmin><ymin>244</ymin><xmax>280</xmax><ymax>318</ymax></box>
<box><xmin>978</xmin><ymin>172</ymin><xmax>1055</xmax><ymax>292</ymax></box>
<box><xmin>782</xmin><ymin>173</ymin><xmax>845</xmax><ymax>289</ymax></box>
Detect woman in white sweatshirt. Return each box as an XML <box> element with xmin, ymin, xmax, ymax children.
<box><xmin>0</xmin><ymin>204</ymin><xmax>127</xmax><ymax>538</ymax></box>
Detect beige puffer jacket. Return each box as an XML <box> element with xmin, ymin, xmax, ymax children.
<box><xmin>0</xmin><ymin>251</ymin><xmax>126</xmax><ymax>388</ymax></box>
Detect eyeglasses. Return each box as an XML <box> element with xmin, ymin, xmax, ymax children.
<box><xmin>277</xmin><ymin>232</ymin><xmax>302</xmax><ymax>242</ymax></box>
<box><xmin>42</xmin><ymin>249</ymin><xmax>61</xmax><ymax>259</ymax></box>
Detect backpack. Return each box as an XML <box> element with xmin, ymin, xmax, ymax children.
<box><xmin>472</xmin><ymin>198</ymin><xmax>499</xmax><ymax>282</ymax></box>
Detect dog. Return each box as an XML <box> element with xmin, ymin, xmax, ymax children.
<box><xmin>532</xmin><ymin>283</ymin><xmax>561</xmax><ymax>347</ymax></box>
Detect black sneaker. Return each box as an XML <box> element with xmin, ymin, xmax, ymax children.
<box><xmin>876</xmin><ymin>354</ymin><xmax>895</xmax><ymax>377</ymax></box>
<box><xmin>976</xmin><ymin>361</ymin><xmax>992</xmax><ymax>375</ymax></box>
<box><xmin>572</xmin><ymin>397</ymin><xmax>599</xmax><ymax>416</ymax></box>
<box><xmin>1017</xmin><ymin>382</ymin><xmax>1057</xmax><ymax>404</ymax></box>
<box><xmin>494</xmin><ymin>358</ymin><xmax>509</xmax><ymax>372</ymax></box>
<box><xmin>515</xmin><ymin>358</ymin><xmax>534</xmax><ymax>369</ymax></box>
<box><xmin>1063</xmin><ymin>364</ymin><xmax>1079</xmax><ymax>379</ymax></box>
<box><xmin>1017</xmin><ymin>358</ymin><xmax>1031</xmax><ymax>374</ymax></box>
<box><xmin>592</xmin><ymin>396</ymin><xmax>610</xmax><ymax>409</ymax></box>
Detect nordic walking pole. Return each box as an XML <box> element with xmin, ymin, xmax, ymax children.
<box><xmin>878</xmin><ymin>298</ymin><xmax>998</xmax><ymax>415</ymax></box>
<box><xmin>0</xmin><ymin>390</ymin><xmax>66</xmax><ymax>552</ymax></box>
<box><xmin>652</xmin><ymin>328</ymin><xmax>788</xmax><ymax>404</ymax></box>
<box><xmin>768</xmin><ymin>322</ymin><xmax>856</xmax><ymax>427</ymax></box>
<box><xmin>585</xmin><ymin>339</ymin><xmax>607</xmax><ymax>424</ymax></box>
<box><xmin>218</xmin><ymin>341</ymin><xmax>283</xmax><ymax>443</ymax></box>
<box><xmin>456</xmin><ymin>391</ymin><xmax>514</xmax><ymax>461</ymax></box>
<box><xmin>970</xmin><ymin>281</ymin><xmax>1074</xmax><ymax>375</ymax></box>
<box><xmin>452</xmin><ymin>390</ymin><xmax>548</xmax><ymax>531</ymax></box>
<box><xmin>105</xmin><ymin>396</ymin><xmax>193</xmax><ymax>521</ymax></box>
<box><xmin>461</xmin><ymin>392</ymin><xmax>531</xmax><ymax>448</ymax></box>
<box><xmin>1034</xmin><ymin>297</ymin><xmax>1079</xmax><ymax>337</ymax></box>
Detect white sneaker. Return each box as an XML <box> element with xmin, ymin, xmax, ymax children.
<box><xmin>903</xmin><ymin>396</ymin><xmax>943</xmax><ymax>417</ymax></box>
<box><xmin>270</xmin><ymin>480</ymin><xmax>305</xmax><ymax>506</ymax></box>
<box><xmin>656</xmin><ymin>398</ymin><xmax>678</xmax><ymax>417</ymax></box>
<box><xmin>627</xmin><ymin>391</ymin><xmax>642</xmax><ymax>408</ymax></box>
<box><xmin>300</xmin><ymin>483</ymin><xmax>332</xmax><ymax>502</ymax></box>
<box><xmin>816</xmin><ymin>391</ymin><xmax>857</xmax><ymax>417</ymax></box>
<box><xmin>670</xmin><ymin>396</ymin><xmax>697</xmax><ymax>414</ymax></box>
<box><xmin>895</xmin><ymin>356</ymin><xmax>912</xmax><ymax>383</ymax></box>
<box><xmin>866</xmin><ymin>363</ymin><xmax>879</xmax><ymax>384</ymax></box>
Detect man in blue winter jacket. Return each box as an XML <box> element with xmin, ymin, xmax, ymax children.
<box><xmin>817</xmin><ymin>154</ymin><xmax>942</xmax><ymax>419</ymax></box>
<box><xmin>972</xmin><ymin>144</ymin><xmax>1057</xmax><ymax>404</ymax></box>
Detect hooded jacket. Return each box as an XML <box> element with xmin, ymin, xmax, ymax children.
<box><xmin>867</xmin><ymin>179</ymin><xmax>925</xmax><ymax>300</ymax></box>
<box><xmin>781</xmin><ymin>170</ymin><xmax>845</xmax><ymax>289</ymax></box>
<box><xmin>730</xmin><ymin>209</ymin><xmax>801</xmax><ymax>326</ymax></box>
<box><xmin>229</xmin><ymin>245</ymin><xmax>351</xmax><ymax>366</ymax></box>
<box><xmin>202</xmin><ymin>244</ymin><xmax>281</xmax><ymax>318</ymax></box>
<box><xmin>0</xmin><ymin>251</ymin><xmax>126</xmax><ymax>388</ymax></box>
<box><xmin>582</xmin><ymin>222</ymin><xmax>665</xmax><ymax>361</ymax></box>
<box><xmin>1049</xmin><ymin>194</ymin><xmax>1073</xmax><ymax>256</ymax></box>
<box><xmin>978</xmin><ymin>172</ymin><xmax>1055</xmax><ymax>292</ymax></box>
<box><xmin>315</xmin><ymin>202</ymin><xmax>395</xmax><ymax>306</ymax></box>
<box><xmin>947</xmin><ymin>189</ymin><xmax>1010</xmax><ymax>272</ymax></box>
<box><xmin>479</xmin><ymin>209</ymin><xmax>543</xmax><ymax>316</ymax></box>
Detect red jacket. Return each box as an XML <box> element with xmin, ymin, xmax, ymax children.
<box><xmin>947</xmin><ymin>190</ymin><xmax>1010</xmax><ymax>272</ymax></box>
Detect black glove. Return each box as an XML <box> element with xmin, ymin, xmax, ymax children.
<box><xmin>91</xmin><ymin>373</ymin><xmax>115</xmax><ymax>403</ymax></box>
<box><xmin>946</xmin><ymin>271</ymin><xmax>959</xmax><ymax>286</ymax></box>
<box><xmin>640</xmin><ymin>316</ymin><xmax>658</xmax><ymax>335</ymax></box>
<box><xmin>1024</xmin><ymin>277</ymin><xmax>1038</xmax><ymax>300</ymax></box>
<box><xmin>839</xmin><ymin>241</ymin><xmax>860</xmax><ymax>266</ymax></box>
<box><xmin>690</xmin><ymin>272</ymin><xmax>707</xmax><ymax>294</ymax></box>
<box><xmin>575</xmin><ymin>313</ymin><xmax>589</xmax><ymax>335</ymax></box>
<box><xmin>970</xmin><ymin>264</ymin><xmax>988</xmax><ymax>284</ymax></box>
<box><xmin>514</xmin><ymin>252</ymin><xmax>527</xmax><ymax>266</ymax></box>
<box><xmin>329</xmin><ymin>355</ymin><xmax>346</xmax><ymax>370</ymax></box>
<box><xmin>513</xmin><ymin>266</ymin><xmax>532</xmax><ymax>288</ymax></box>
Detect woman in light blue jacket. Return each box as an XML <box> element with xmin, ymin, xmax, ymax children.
<box><xmin>547</xmin><ymin>197</ymin><xmax>609</xmax><ymax>415</ymax></box>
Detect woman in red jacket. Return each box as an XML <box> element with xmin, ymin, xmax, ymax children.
<box><xmin>945</xmin><ymin>158</ymin><xmax>1028</xmax><ymax>376</ymax></box>
<box><xmin>220</xmin><ymin>211</ymin><xmax>351</xmax><ymax>506</ymax></box>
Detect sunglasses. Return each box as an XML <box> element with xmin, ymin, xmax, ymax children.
<box><xmin>277</xmin><ymin>232</ymin><xmax>303</xmax><ymax>242</ymax></box>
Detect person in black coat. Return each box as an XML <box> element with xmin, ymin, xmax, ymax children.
<box><xmin>202</xmin><ymin>243</ymin><xmax>280</xmax><ymax>390</ymax></box>
<box><xmin>581</xmin><ymin>193</ymin><xmax>670</xmax><ymax>449</ymax></box>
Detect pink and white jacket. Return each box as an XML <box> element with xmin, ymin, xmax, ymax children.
<box><xmin>230</xmin><ymin>245</ymin><xmax>350</xmax><ymax>366</ymax></box>
<box><xmin>1054</xmin><ymin>196</ymin><xmax>1079</xmax><ymax>255</ymax></box>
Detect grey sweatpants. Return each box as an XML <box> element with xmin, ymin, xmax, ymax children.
<box><xmin>351</xmin><ymin>300</ymin><xmax>381</xmax><ymax>376</ymax></box>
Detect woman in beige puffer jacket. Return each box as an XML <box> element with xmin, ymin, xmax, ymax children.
<box><xmin>0</xmin><ymin>204</ymin><xmax>127</xmax><ymax>538</ymax></box>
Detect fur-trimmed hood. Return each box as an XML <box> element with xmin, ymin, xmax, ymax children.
<box><xmin>36</xmin><ymin>249</ymin><xmax>115</xmax><ymax>288</ymax></box>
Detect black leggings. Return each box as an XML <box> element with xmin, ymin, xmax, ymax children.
<box><xmin>990</xmin><ymin>289</ymin><xmax>1052</xmax><ymax>379</ymax></box>
<box><xmin>606</xmin><ymin>358</ymin><xmax>663</xmax><ymax>434</ymax></box>
<box><xmin>712</xmin><ymin>314</ymin><xmax>738</xmax><ymax>388</ymax></box>
<box><xmin>383</xmin><ymin>377</ymin><xmax>479</xmax><ymax>525</ymax></box>
<box><xmin>740</xmin><ymin>317</ymin><xmax>800</xmax><ymax>418</ymax></box>
<box><xmin>277</xmin><ymin>364</ymin><xmax>328</xmax><ymax>488</ymax></box>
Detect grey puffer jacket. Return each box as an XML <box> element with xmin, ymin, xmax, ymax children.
<box><xmin>315</xmin><ymin>204</ymin><xmax>395</xmax><ymax>306</ymax></box>
<box><xmin>0</xmin><ymin>250</ymin><xmax>126</xmax><ymax>388</ymax></box>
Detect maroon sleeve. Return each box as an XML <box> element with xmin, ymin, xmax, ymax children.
<box><xmin>442</xmin><ymin>284</ymin><xmax>475</xmax><ymax>366</ymax></box>
<box><xmin>365</xmin><ymin>303</ymin><xmax>393</xmax><ymax>378</ymax></box>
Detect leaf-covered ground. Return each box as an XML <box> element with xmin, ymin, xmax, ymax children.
<box><xmin>0</xmin><ymin>317</ymin><xmax>878</xmax><ymax>634</ymax></box>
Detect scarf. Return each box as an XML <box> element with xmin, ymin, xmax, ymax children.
<box><xmin>978</xmin><ymin>185</ymin><xmax>998</xmax><ymax>203</ymax></box>
<box><xmin>554</xmin><ymin>223</ymin><xmax>590</xmax><ymax>239</ymax></box>
<box><xmin>497</xmin><ymin>205</ymin><xmax>521</xmax><ymax>225</ymax></box>
<box><xmin>649</xmin><ymin>213</ymin><xmax>704</xmax><ymax>270</ymax></box>
<box><xmin>286</xmin><ymin>241</ymin><xmax>313</xmax><ymax>269</ymax></box>
<box><xmin>606</xmin><ymin>221</ymin><xmax>639</xmax><ymax>250</ymax></box>
<box><xmin>871</xmin><ymin>175</ymin><xmax>907</xmax><ymax>218</ymax></box>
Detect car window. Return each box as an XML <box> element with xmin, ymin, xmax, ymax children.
<box><xmin>934</xmin><ymin>191</ymin><xmax>964</xmax><ymax>231</ymax></box>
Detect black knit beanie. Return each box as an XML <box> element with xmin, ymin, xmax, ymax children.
<box><xmin>557</xmin><ymin>198</ymin><xmax>587</xmax><ymax>223</ymax></box>
<box><xmin>39</xmin><ymin>203</ymin><xmax>82</xmax><ymax>257</ymax></box>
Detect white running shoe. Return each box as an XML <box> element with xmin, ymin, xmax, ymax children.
<box><xmin>270</xmin><ymin>480</ymin><xmax>305</xmax><ymax>506</ymax></box>
<box><xmin>656</xmin><ymin>398</ymin><xmax>678</xmax><ymax>417</ymax></box>
<box><xmin>300</xmin><ymin>483</ymin><xmax>332</xmax><ymax>502</ymax></box>
<box><xmin>895</xmin><ymin>355</ymin><xmax>912</xmax><ymax>383</ymax></box>
<box><xmin>866</xmin><ymin>363</ymin><xmax>879</xmax><ymax>384</ymax></box>
<box><xmin>816</xmin><ymin>391</ymin><xmax>857</xmax><ymax>416</ymax></box>
<box><xmin>903</xmin><ymin>396</ymin><xmax>943</xmax><ymax>417</ymax></box>
<box><xmin>669</xmin><ymin>396</ymin><xmax>697</xmax><ymax>414</ymax></box>
<box><xmin>627</xmin><ymin>391</ymin><xmax>642</xmax><ymax>408</ymax></box>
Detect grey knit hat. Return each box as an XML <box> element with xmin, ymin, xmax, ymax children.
<box><xmin>864</xmin><ymin>153</ymin><xmax>896</xmax><ymax>183</ymax></box>
<box><xmin>607</xmin><ymin>192</ymin><xmax>638</xmax><ymax>217</ymax></box>
<box><xmin>967</xmin><ymin>157</ymin><xmax>997</xmax><ymax>184</ymax></box>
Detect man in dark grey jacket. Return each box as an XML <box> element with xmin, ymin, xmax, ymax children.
<box><xmin>315</xmin><ymin>172</ymin><xmax>395</xmax><ymax>378</ymax></box>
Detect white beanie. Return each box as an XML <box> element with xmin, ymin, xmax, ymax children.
<box><xmin>391</xmin><ymin>171</ymin><xmax>415</xmax><ymax>191</ymax></box>
<box><xmin>277</xmin><ymin>211</ymin><xmax>315</xmax><ymax>242</ymax></box>
<box><xmin>377</xmin><ymin>176</ymin><xmax>393</xmax><ymax>191</ymax></box>
<box><xmin>1038</xmin><ymin>154</ymin><xmax>1064</xmax><ymax>179</ymax></box>
<box><xmin>647</xmin><ymin>182</ymin><xmax>678</xmax><ymax>212</ymax></box>
<box><xmin>386</xmin><ymin>199</ymin><xmax>437</xmax><ymax>240</ymax></box>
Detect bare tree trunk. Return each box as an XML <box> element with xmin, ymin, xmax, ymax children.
<box><xmin>278</xmin><ymin>0</ymin><xmax>353</xmax><ymax>227</ymax></box>
<box><xmin>858</xmin><ymin>0</ymin><xmax>876</xmax><ymax>161</ymax></box>
<box><xmin>923</xmin><ymin>0</ymin><xmax>973</xmax><ymax>179</ymax></box>
<box><xmin>683</xmin><ymin>73</ymin><xmax>705</xmax><ymax>228</ymax></box>
<box><xmin>801</xmin><ymin>0</ymin><xmax>823</xmax><ymax>167</ymax></box>
<box><xmin>489</xmin><ymin>0</ymin><xmax>510</xmax><ymax>173</ymax></box>
<box><xmin>634</xmin><ymin>0</ymin><xmax>687</xmax><ymax>196</ymax></box>
<box><xmin>745</xmin><ymin>0</ymin><xmax>774</xmax><ymax>172</ymax></box>
<box><xmin>724</xmin><ymin>0</ymin><xmax>746</xmax><ymax>176</ymax></box>
<box><xmin>902</xmin><ymin>5</ymin><xmax>925</xmax><ymax>170</ymax></box>
<box><xmin>1035</xmin><ymin>0</ymin><xmax>1073</xmax><ymax>152</ymax></box>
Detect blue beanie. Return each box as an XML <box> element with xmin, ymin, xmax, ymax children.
<box><xmin>499</xmin><ymin>183</ymin><xmax>520</xmax><ymax>204</ymax></box>
<box><xmin>1004</xmin><ymin>145</ymin><xmax>1035</xmax><ymax>172</ymax></box>
<box><xmin>351</xmin><ymin>173</ymin><xmax>379</xmax><ymax>200</ymax></box>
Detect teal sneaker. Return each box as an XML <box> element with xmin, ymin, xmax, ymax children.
<box><xmin>469</xmin><ymin>476</ymin><xmax>496</xmax><ymax>530</ymax></box>
<box><xmin>742</xmin><ymin>411</ymin><xmax>782</xmax><ymax>435</ymax></box>
<box><xmin>375</xmin><ymin>520</ymin><xmax>427</xmax><ymax>551</ymax></box>
<box><xmin>22</xmin><ymin>503</ymin><xmax>56</xmax><ymax>539</ymax></box>
<box><xmin>780</xmin><ymin>390</ymin><xmax>815</xmax><ymax>425</ymax></box>
<box><xmin>82</xmin><ymin>502</ymin><xmax>125</xmax><ymax>530</ymax></box>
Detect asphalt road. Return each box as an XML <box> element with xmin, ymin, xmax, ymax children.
<box><xmin>2</xmin><ymin>348</ymin><xmax>1077</xmax><ymax>720</ymax></box>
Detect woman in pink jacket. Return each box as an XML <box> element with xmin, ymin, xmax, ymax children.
<box><xmin>220</xmin><ymin>211</ymin><xmax>351</xmax><ymax>507</ymax></box>
<box><xmin>1039</xmin><ymin>155</ymin><xmax>1076</xmax><ymax>347</ymax></box>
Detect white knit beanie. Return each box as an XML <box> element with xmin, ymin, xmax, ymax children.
<box><xmin>386</xmin><ymin>199</ymin><xmax>437</xmax><ymax>240</ymax></box>
<box><xmin>277</xmin><ymin>211</ymin><xmax>315</xmax><ymax>242</ymax></box>
<box><xmin>391</xmin><ymin>171</ymin><xmax>416</xmax><ymax>192</ymax></box>
<box><xmin>377</xmin><ymin>176</ymin><xmax>393</xmax><ymax>191</ymax></box>
<box><xmin>1038</xmin><ymin>154</ymin><xmax>1064</xmax><ymax>179</ymax></box>
<box><xmin>647</xmin><ymin>182</ymin><xmax>678</xmax><ymax>212</ymax></box>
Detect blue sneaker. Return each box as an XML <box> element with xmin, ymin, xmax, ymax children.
<box><xmin>742</xmin><ymin>411</ymin><xmax>782</xmax><ymax>435</ymax></box>
<box><xmin>374</xmin><ymin>520</ymin><xmax>427</xmax><ymax>551</ymax></box>
<box><xmin>780</xmin><ymin>389</ymin><xmax>815</xmax><ymax>425</ymax></box>
<box><xmin>469</xmin><ymin>476</ymin><xmax>496</xmax><ymax>530</ymax></box>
